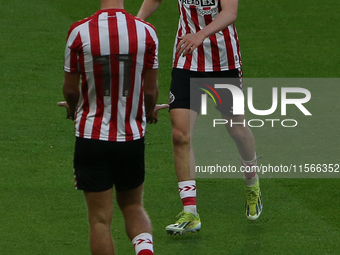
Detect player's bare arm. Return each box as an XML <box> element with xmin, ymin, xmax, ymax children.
<box><xmin>143</xmin><ymin>68</ymin><xmax>159</xmax><ymax>124</ymax></box>
<box><xmin>177</xmin><ymin>0</ymin><xmax>238</xmax><ymax>57</ymax></box>
<box><xmin>62</xmin><ymin>72</ymin><xmax>80</xmax><ymax>120</ymax></box>
<box><xmin>137</xmin><ymin>0</ymin><xmax>162</xmax><ymax>20</ymax></box>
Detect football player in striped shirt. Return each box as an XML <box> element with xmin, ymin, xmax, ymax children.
<box><xmin>138</xmin><ymin>0</ymin><xmax>263</xmax><ymax>235</ymax></box>
<box><xmin>60</xmin><ymin>0</ymin><xmax>160</xmax><ymax>254</ymax></box>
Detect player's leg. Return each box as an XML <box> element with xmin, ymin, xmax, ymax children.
<box><xmin>222</xmin><ymin>114</ymin><xmax>258</xmax><ymax>184</ymax></box>
<box><xmin>116</xmin><ymin>184</ymin><xmax>154</xmax><ymax>255</ymax></box>
<box><xmin>214</xmin><ymin>67</ymin><xmax>262</xmax><ymax>220</ymax></box>
<box><xmin>113</xmin><ymin>138</ymin><xmax>154</xmax><ymax>255</ymax></box>
<box><xmin>222</xmin><ymin>113</ymin><xmax>263</xmax><ymax>220</ymax></box>
<box><xmin>166</xmin><ymin>68</ymin><xmax>201</xmax><ymax>235</ymax></box>
<box><xmin>166</xmin><ymin>68</ymin><xmax>202</xmax><ymax>235</ymax></box>
<box><xmin>171</xmin><ymin>108</ymin><xmax>197</xmax><ymax>182</ymax></box>
<box><xmin>74</xmin><ymin>137</ymin><xmax>117</xmax><ymax>254</ymax></box>
<box><xmin>165</xmin><ymin>108</ymin><xmax>201</xmax><ymax>235</ymax></box>
<box><xmin>84</xmin><ymin>189</ymin><xmax>115</xmax><ymax>255</ymax></box>
<box><xmin>222</xmin><ymin>114</ymin><xmax>256</xmax><ymax>164</ymax></box>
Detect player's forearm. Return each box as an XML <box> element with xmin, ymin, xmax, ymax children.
<box><xmin>63</xmin><ymin>72</ymin><xmax>80</xmax><ymax>115</ymax></box>
<box><xmin>63</xmin><ymin>89</ymin><xmax>79</xmax><ymax>114</ymax></box>
<box><xmin>144</xmin><ymin>84</ymin><xmax>159</xmax><ymax>122</ymax></box>
<box><xmin>137</xmin><ymin>0</ymin><xmax>162</xmax><ymax>20</ymax></box>
<box><xmin>199</xmin><ymin>9</ymin><xmax>237</xmax><ymax>39</ymax></box>
<box><xmin>143</xmin><ymin>68</ymin><xmax>159</xmax><ymax>119</ymax></box>
<box><xmin>144</xmin><ymin>82</ymin><xmax>159</xmax><ymax>118</ymax></box>
<box><xmin>144</xmin><ymin>91</ymin><xmax>158</xmax><ymax>119</ymax></box>
<box><xmin>198</xmin><ymin>0</ymin><xmax>238</xmax><ymax>39</ymax></box>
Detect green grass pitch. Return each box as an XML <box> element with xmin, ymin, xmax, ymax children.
<box><xmin>0</xmin><ymin>0</ymin><xmax>339</xmax><ymax>254</ymax></box>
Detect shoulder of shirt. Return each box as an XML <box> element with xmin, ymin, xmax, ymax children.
<box><xmin>132</xmin><ymin>15</ymin><xmax>157</xmax><ymax>32</ymax></box>
<box><xmin>67</xmin><ymin>14</ymin><xmax>94</xmax><ymax>38</ymax></box>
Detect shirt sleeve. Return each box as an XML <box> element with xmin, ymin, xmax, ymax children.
<box><xmin>144</xmin><ymin>26</ymin><xmax>159</xmax><ymax>69</ymax></box>
<box><xmin>64</xmin><ymin>29</ymin><xmax>81</xmax><ymax>73</ymax></box>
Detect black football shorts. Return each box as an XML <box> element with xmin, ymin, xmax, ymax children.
<box><xmin>73</xmin><ymin>137</ymin><xmax>145</xmax><ymax>192</ymax></box>
<box><xmin>169</xmin><ymin>67</ymin><xmax>243</xmax><ymax>116</ymax></box>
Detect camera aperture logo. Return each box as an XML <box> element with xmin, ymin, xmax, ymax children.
<box><xmin>198</xmin><ymin>83</ymin><xmax>223</xmax><ymax>112</ymax></box>
<box><xmin>198</xmin><ymin>83</ymin><xmax>312</xmax><ymax>128</ymax></box>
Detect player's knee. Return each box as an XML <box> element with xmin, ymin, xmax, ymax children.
<box><xmin>117</xmin><ymin>198</ymin><xmax>142</xmax><ymax>212</ymax></box>
<box><xmin>172</xmin><ymin>128</ymin><xmax>190</xmax><ymax>146</ymax></box>
<box><xmin>120</xmin><ymin>204</ymin><xmax>146</xmax><ymax>221</ymax></box>
<box><xmin>88</xmin><ymin>212</ymin><xmax>112</xmax><ymax>226</ymax></box>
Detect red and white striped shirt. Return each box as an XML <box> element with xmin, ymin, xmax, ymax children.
<box><xmin>64</xmin><ymin>9</ymin><xmax>158</xmax><ymax>142</ymax></box>
<box><xmin>173</xmin><ymin>0</ymin><xmax>241</xmax><ymax>72</ymax></box>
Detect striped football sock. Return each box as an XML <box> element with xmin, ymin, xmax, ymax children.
<box><xmin>178</xmin><ymin>180</ymin><xmax>197</xmax><ymax>216</ymax></box>
<box><xmin>132</xmin><ymin>233</ymin><xmax>154</xmax><ymax>255</ymax></box>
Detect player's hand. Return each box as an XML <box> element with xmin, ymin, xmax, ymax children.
<box><xmin>57</xmin><ymin>101</ymin><xmax>75</xmax><ymax>121</ymax></box>
<box><xmin>155</xmin><ymin>104</ymin><xmax>169</xmax><ymax>111</ymax></box>
<box><xmin>176</xmin><ymin>32</ymin><xmax>206</xmax><ymax>57</ymax></box>
<box><xmin>146</xmin><ymin>104</ymin><xmax>169</xmax><ymax>124</ymax></box>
